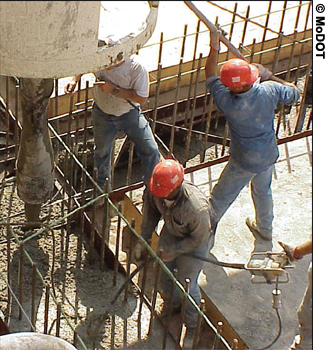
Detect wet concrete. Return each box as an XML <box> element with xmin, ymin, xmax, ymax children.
<box><xmin>185</xmin><ymin>137</ymin><xmax>312</xmax><ymax>350</ymax></box>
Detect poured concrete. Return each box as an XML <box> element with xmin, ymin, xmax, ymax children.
<box><xmin>189</xmin><ymin>137</ymin><xmax>312</xmax><ymax>349</ymax></box>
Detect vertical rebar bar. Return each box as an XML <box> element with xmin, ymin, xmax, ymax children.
<box><xmin>31</xmin><ymin>262</ymin><xmax>37</xmax><ymax>331</ymax></box>
<box><xmin>162</xmin><ymin>279</ymin><xmax>175</xmax><ymax>350</ymax></box>
<box><xmin>44</xmin><ymin>284</ymin><xmax>50</xmax><ymax>334</ymax></box>
<box><xmin>148</xmin><ymin>250</ymin><xmax>162</xmax><ymax>334</ymax></box>
<box><xmin>113</xmin><ymin>202</ymin><xmax>123</xmax><ymax>286</ymax></box>
<box><xmin>6</xmin><ymin>224</ymin><xmax>11</xmax><ymax>320</ymax></box>
<box><xmin>259</xmin><ymin>1</ymin><xmax>272</xmax><ymax>64</ymax></box>
<box><xmin>184</xmin><ymin>20</ymin><xmax>201</xmax><ymax>127</ymax></box>
<box><xmin>192</xmin><ymin>298</ymin><xmax>205</xmax><ymax>349</ymax></box>
<box><xmin>240</xmin><ymin>6</ymin><xmax>250</xmax><ymax>50</ymax></box>
<box><xmin>56</xmin><ymin>301</ymin><xmax>62</xmax><ymax>337</ymax></box>
<box><xmin>175</xmin><ymin>278</ymin><xmax>190</xmax><ymax>350</ymax></box>
<box><xmin>138</xmin><ymin>250</ymin><xmax>149</xmax><ymax>340</ymax></box>
<box><xmin>100</xmin><ymin>178</ymin><xmax>109</xmax><ymax>271</ymax></box>
<box><xmin>184</xmin><ymin>54</ymin><xmax>203</xmax><ymax>164</ymax></box>
<box><xmin>124</xmin><ymin>218</ymin><xmax>135</xmax><ymax>302</ymax></box>
<box><xmin>18</xmin><ymin>243</ymin><xmax>24</xmax><ymax>320</ymax></box>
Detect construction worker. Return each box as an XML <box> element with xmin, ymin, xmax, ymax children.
<box><xmin>64</xmin><ymin>49</ymin><xmax>160</xmax><ymax>192</ymax></box>
<box><xmin>205</xmin><ymin>31</ymin><xmax>300</xmax><ymax>240</ymax></box>
<box><xmin>134</xmin><ymin>159</ymin><xmax>217</xmax><ymax>349</ymax></box>
<box><xmin>279</xmin><ymin>240</ymin><xmax>312</xmax><ymax>350</ymax></box>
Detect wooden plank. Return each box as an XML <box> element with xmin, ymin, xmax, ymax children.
<box><xmin>48</xmin><ymin>29</ymin><xmax>312</xmax><ymax>118</ymax></box>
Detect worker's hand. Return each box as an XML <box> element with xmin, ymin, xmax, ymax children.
<box><xmin>64</xmin><ymin>81</ymin><xmax>77</xmax><ymax>94</ymax></box>
<box><xmin>132</xmin><ymin>241</ymin><xmax>148</xmax><ymax>263</ymax></box>
<box><xmin>93</xmin><ymin>80</ymin><xmax>115</xmax><ymax>94</ymax></box>
<box><xmin>278</xmin><ymin>241</ymin><xmax>302</xmax><ymax>262</ymax></box>
<box><xmin>210</xmin><ymin>30</ymin><xmax>221</xmax><ymax>52</ymax></box>
<box><xmin>252</xmin><ymin>63</ymin><xmax>273</xmax><ymax>82</ymax></box>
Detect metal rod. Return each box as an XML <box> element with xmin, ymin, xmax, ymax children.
<box><xmin>148</xmin><ymin>250</ymin><xmax>162</xmax><ymax>334</ymax></box>
<box><xmin>113</xmin><ymin>202</ymin><xmax>123</xmax><ymax>286</ymax></box>
<box><xmin>162</xmin><ymin>279</ymin><xmax>175</xmax><ymax>350</ymax></box>
<box><xmin>31</xmin><ymin>262</ymin><xmax>37</xmax><ymax>331</ymax></box>
<box><xmin>56</xmin><ymin>301</ymin><xmax>61</xmax><ymax>337</ymax></box>
<box><xmin>184</xmin><ymin>54</ymin><xmax>203</xmax><ymax>164</ymax></box>
<box><xmin>44</xmin><ymin>285</ymin><xmax>50</xmax><ymax>334</ymax></box>
<box><xmin>124</xmin><ymin>218</ymin><xmax>135</xmax><ymax>302</ymax></box>
<box><xmin>192</xmin><ymin>298</ymin><xmax>205</xmax><ymax>349</ymax></box>
<box><xmin>18</xmin><ymin>243</ymin><xmax>24</xmax><ymax>320</ymax></box>
<box><xmin>175</xmin><ymin>278</ymin><xmax>190</xmax><ymax>350</ymax></box>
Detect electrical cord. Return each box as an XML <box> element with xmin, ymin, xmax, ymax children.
<box><xmin>248</xmin><ymin>308</ymin><xmax>282</xmax><ymax>350</ymax></box>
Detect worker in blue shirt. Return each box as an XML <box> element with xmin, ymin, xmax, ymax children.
<box><xmin>205</xmin><ymin>31</ymin><xmax>300</xmax><ymax>240</ymax></box>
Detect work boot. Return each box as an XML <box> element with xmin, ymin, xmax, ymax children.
<box><xmin>182</xmin><ymin>327</ymin><xmax>198</xmax><ymax>350</ymax></box>
<box><xmin>245</xmin><ymin>217</ymin><xmax>272</xmax><ymax>241</ymax></box>
<box><xmin>158</xmin><ymin>301</ymin><xmax>182</xmax><ymax>319</ymax></box>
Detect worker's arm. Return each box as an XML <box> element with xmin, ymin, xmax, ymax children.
<box><xmin>205</xmin><ymin>31</ymin><xmax>221</xmax><ymax>79</ymax></box>
<box><xmin>278</xmin><ymin>239</ymin><xmax>312</xmax><ymax>261</ymax></box>
<box><xmin>293</xmin><ymin>240</ymin><xmax>312</xmax><ymax>260</ymax></box>
<box><xmin>93</xmin><ymin>80</ymin><xmax>147</xmax><ymax>104</ymax></box>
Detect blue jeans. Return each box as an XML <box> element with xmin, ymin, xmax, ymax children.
<box><xmin>160</xmin><ymin>234</ymin><xmax>214</xmax><ymax>328</ymax></box>
<box><xmin>91</xmin><ymin>103</ymin><xmax>160</xmax><ymax>188</ymax></box>
<box><xmin>210</xmin><ymin>157</ymin><xmax>274</xmax><ymax>237</ymax></box>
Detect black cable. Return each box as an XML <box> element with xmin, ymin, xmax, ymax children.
<box><xmin>247</xmin><ymin>308</ymin><xmax>283</xmax><ymax>350</ymax></box>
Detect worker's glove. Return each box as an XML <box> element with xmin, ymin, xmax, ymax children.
<box><xmin>252</xmin><ymin>63</ymin><xmax>273</xmax><ymax>82</ymax></box>
<box><xmin>278</xmin><ymin>241</ymin><xmax>302</xmax><ymax>262</ymax></box>
<box><xmin>132</xmin><ymin>241</ymin><xmax>148</xmax><ymax>263</ymax></box>
<box><xmin>210</xmin><ymin>30</ymin><xmax>221</xmax><ymax>51</ymax></box>
<box><xmin>64</xmin><ymin>81</ymin><xmax>77</xmax><ymax>94</ymax></box>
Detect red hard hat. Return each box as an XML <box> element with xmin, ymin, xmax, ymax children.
<box><xmin>148</xmin><ymin>159</ymin><xmax>184</xmax><ymax>198</ymax></box>
<box><xmin>220</xmin><ymin>58</ymin><xmax>259</xmax><ymax>87</ymax></box>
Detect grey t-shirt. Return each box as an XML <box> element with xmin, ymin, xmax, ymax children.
<box><xmin>93</xmin><ymin>54</ymin><xmax>149</xmax><ymax>116</ymax></box>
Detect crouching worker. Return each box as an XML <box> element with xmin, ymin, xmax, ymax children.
<box><xmin>134</xmin><ymin>159</ymin><xmax>217</xmax><ymax>348</ymax></box>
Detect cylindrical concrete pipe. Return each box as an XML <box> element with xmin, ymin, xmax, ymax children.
<box><xmin>16</xmin><ymin>78</ymin><xmax>55</xmax><ymax>223</ymax></box>
<box><xmin>0</xmin><ymin>332</ymin><xmax>77</xmax><ymax>350</ymax></box>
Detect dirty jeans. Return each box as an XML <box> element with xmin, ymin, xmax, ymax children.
<box><xmin>160</xmin><ymin>234</ymin><xmax>214</xmax><ymax>328</ymax></box>
<box><xmin>210</xmin><ymin>157</ymin><xmax>274</xmax><ymax>238</ymax></box>
<box><xmin>91</xmin><ymin>103</ymin><xmax>160</xmax><ymax>188</ymax></box>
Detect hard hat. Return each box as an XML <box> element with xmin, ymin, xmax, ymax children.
<box><xmin>220</xmin><ymin>58</ymin><xmax>259</xmax><ymax>88</ymax></box>
<box><xmin>148</xmin><ymin>159</ymin><xmax>184</xmax><ymax>198</ymax></box>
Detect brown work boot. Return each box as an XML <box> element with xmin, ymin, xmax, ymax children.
<box><xmin>158</xmin><ymin>301</ymin><xmax>182</xmax><ymax>319</ymax></box>
<box><xmin>245</xmin><ymin>217</ymin><xmax>272</xmax><ymax>241</ymax></box>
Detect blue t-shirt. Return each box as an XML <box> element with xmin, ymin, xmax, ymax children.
<box><xmin>206</xmin><ymin>77</ymin><xmax>300</xmax><ymax>173</ymax></box>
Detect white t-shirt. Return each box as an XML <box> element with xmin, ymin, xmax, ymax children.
<box><xmin>93</xmin><ymin>54</ymin><xmax>149</xmax><ymax>116</ymax></box>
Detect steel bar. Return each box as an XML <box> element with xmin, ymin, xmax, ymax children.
<box><xmin>259</xmin><ymin>1</ymin><xmax>272</xmax><ymax>64</ymax></box>
<box><xmin>44</xmin><ymin>285</ymin><xmax>50</xmax><ymax>334</ymax></box>
<box><xmin>162</xmin><ymin>279</ymin><xmax>175</xmax><ymax>350</ymax></box>
<box><xmin>124</xmin><ymin>218</ymin><xmax>135</xmax><ymax>302</ymax></box>
<box><xmin>240</xmin><ymin>6</ymin><xmax>250</xmax><ymax>50</ymax></box>
<box><xmin>31</xmin><ymin>262</ymin><xmax>37</xmax><ymax>331</ymax></box>
<box><xmin>175</xmin><ymin>279</ymin><xmax>190</xmax><ymax>350</ymax></box>
<box><xmin>18</xmin><ymin>243</ymin><xmax>24</xmax><ymax>320</ymax></box>
<box><xmin>113</xmin><ymin>202</ymin><xmax>123</xmax><ymax>287</ymax></box>
<box><xmin>148</xmin><ymin>250</ymin><xmax>162</xmax><ymax>334</ymax></box>
<box><xmin>183</xmin><ymin>19</ymin><xmax>201</xmax><ymax>127</ymax></box>
<box><xmin>184</xmin><ymin>54</ymin><xmax>202</xmax><ymax>164</ymax></box>
<box><xmin>56</xmin><ymin>301</ymin><xmax>61</xmax><ymax>337</ymax></box>
<box><xmin>193</xmin><ymin>299</ymin><xmax>205</xmax><ymax>349</ymax></box>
